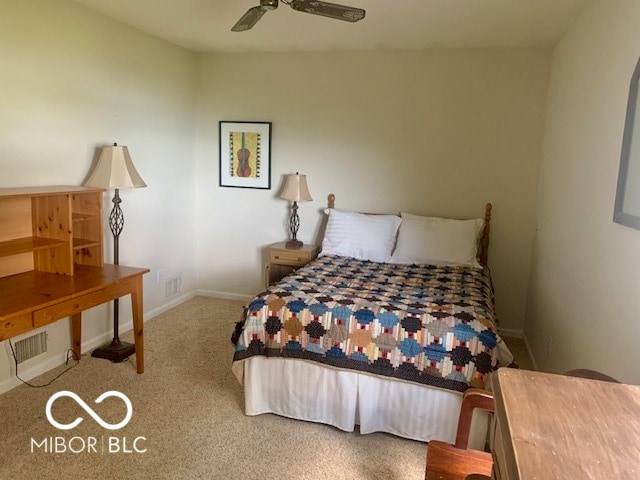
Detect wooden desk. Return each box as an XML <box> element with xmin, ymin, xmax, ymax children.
<box><xmin>0</xmin><ymin>264</ymin><xmax>149</xmax><ymax>373</ymax></box>
<box><xmin>491</xmin><ymin>368</ymin><xmax>640</xmax><ymax>479</ymax></box>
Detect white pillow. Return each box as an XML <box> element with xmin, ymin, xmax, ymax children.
<box><xmin>389</xmin><ymin>212</ymin><xmax>484</xmax><ymax>267</ymax></box>
<box><xmin>320</xmin><ymin>209</ymin><xmax>401</xmax><ymax>263</ymax></box>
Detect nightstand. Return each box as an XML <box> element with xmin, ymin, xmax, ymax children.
<box><xmin>266</xmin><ymin>242</ymin><xmax>320</xmax><ymax>287</ymax></box>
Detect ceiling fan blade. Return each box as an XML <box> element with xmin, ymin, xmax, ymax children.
<box><xmin>231</xmin><ymin>6</ymin><xmax>267</xmax><ymax>32</ymax></box>
<box><xmin>289</xmin><ymin>0</ymin><xmax>365</xmax><ymax>23</ymax></box>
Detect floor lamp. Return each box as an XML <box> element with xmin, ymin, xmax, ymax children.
<box><xmin>84</xmin><ymin>143</ymin><xmax>147</xmax><ymax>362</ymax></box>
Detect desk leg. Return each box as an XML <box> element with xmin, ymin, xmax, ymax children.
<box><xmin>131</xmin><ymin>275</ymin><xmax>144</xmax><ymax>374</ymax></box>
<box><xmin>71</xmin><ymin>313</ymin><xmax>82</xmax><ymax>360</ymax></box>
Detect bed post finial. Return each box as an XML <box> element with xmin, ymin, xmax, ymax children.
<box><xmin>479</xmin><ymin>203</ymin><xmax>492</xmax><ymax>266</ymax></box>
<box><xmin>328</xmin><ymin>194</ymin><xmax>335</xmax><ymax>209</ymax></box>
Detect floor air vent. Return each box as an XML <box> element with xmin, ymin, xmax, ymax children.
<box><xmin>14</xmin><ymin>332</ymin><xmax>47</xmax><ymax>363</ymax></box>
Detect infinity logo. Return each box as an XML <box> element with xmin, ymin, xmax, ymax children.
<box><xmin>46</xmin><ymin>391</ymin><xmax>133</xmax><ymax>431</ymax></box>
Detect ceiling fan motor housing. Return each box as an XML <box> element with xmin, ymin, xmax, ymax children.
<box><xmin>261</xmin><ymin>0</ymin><xmax>278</xmax><ymax>10</ymax></box>
<box><xmin>232</xmin><ymin>0</ymin><xmax>364</xmax><ymax>32</ymax></box>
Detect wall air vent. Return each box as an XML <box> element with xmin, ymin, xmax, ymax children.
<box><xmin>165</xmin><ymin>276</ymin><xmax>182</xmax><ymax>298</ymax></box>
<box><xmin>14</xmin><ymin>331</ymin><xmax>47</xmax><ymax>364</ymax></box>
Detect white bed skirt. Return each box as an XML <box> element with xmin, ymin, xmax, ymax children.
<box><xmin>243</xmin><ymin>356</ymin><xmax>489</xmax><ymax>446</ymax></box>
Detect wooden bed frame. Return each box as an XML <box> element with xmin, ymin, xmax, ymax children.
<box><xmin>326</xmin><ymin>193</ymin><xmax>492</xmax><ymax>266</ymax></box>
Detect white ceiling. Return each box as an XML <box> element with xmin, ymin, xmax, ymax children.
<box><xmin>72</xmin><ymin>0</ymin><xmax>592</xmax><ymax>53</ymax></box>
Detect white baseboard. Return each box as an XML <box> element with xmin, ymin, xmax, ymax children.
<box><xmin>522</xmin><ymin>333</ymin><xmax>539</xmax><ymax>371</ymax></box>
<box><xmin>117</xmin><ymin>290</ymin><xmax>198</xmax><ymax>334</ymax></box>
<box><xmin>0</xmin><ymin>290</ymin><xmax>200</xmax><ymax>395</ymax></box>
<box><xmin>0</xmin><ymin>350</ymin><xmax>76</xmax><ymax>395</ymax></box>
<box><xmin>497</xmin><ymin>328</ymin><xmax>539</xmax><ymax>371</ymax></box>
<box><xmin>497</xmin><ymin>327</ymin><xmax>524</xmax><ymax>339</ymax></box>
<box><xmin>0</xmin><ymin>289</ymin><xmax>256</xmax><ymax>394</ymax></box>
<box><xmin>194</xmin><ymin>289</ymin><xmax>253</xmax><ymax>302</ymax></box>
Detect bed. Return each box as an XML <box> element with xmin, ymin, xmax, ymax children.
<box><xmin>231</xmin><ymin>195</ymin><xmax>513</xmax><ymax>445</ymax></box>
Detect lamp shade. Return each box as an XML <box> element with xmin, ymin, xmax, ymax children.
<box><xmin>84</xmin><ymin>144</ymin><xmax>146</xmax><ymax>189</ymax></box>
<box><xmin>279</xmin><ymin>173</ymin><xmax>312</xmax><ymax>202</ymax></box>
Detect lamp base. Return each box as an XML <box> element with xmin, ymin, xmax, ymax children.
<box><xmin>285</xmin><ymin>239</ymin><xmax>303</xmax><ymax>249</ymax></box>
<box><xmin>91</xmin><ymin>339</ymin><xmax>135</xmax><ymax>363</ymax></box>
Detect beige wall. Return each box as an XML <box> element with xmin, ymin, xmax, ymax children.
<box><xmin>526</xmin><ymin>0</ymin><xmax>640</xmax><ymax>382</ymax></box>
<box><xmin>0</xmin><ymin>0</ymin><xmax>558</xmax><ymax>391</ymax></box>
<box><xmin>195</xmin><ymin>49</ymin><xmax>551</xmax><ymax>332</ymax></box>
<box><xmin>0</xmin><ymin>0</ymin><xmax>199</xmax><ymax>389</ymax></box>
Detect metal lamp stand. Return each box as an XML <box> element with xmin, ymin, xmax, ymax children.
<box><xmin>91</xmin><ymin>188</ymin><xmax>135</xmax><ymax>362</ymax></box>
<box><xmin>285</xmin><ymin>200</ymin><xmax>303</xmax><ymax>249</ymax></box>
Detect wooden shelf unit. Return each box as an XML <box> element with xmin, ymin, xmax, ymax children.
<box><xmin>0</xmin><ymin>186</ymin><xmax>105</xmax><ymax>277</ymax></box>
<box><xmin>0</xmin><ymin>186</ymin><xmax>149</xmax><ymax>374</ymax></box>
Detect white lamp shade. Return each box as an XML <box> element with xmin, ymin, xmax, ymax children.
<box><xmin>84</xmin><ymin>144</ymin><xmax>146</xmax><ymax>189</ymax></box>
<box><xmin>279</xmin><ymin>173</ymin><xmax>312</xmax><ymax>202</ymax></box>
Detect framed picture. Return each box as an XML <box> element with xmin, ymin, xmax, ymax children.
<box><xmin>219</xmin><ymin>121</ymin><xmax>272</xmax><ymax>189</ymax></box>
<box><xmin>614</xmin><ymin>55</ymin><xmax>640</xmax><ymax>230</ymax></box>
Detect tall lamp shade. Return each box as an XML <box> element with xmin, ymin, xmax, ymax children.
<box><xmin>279</xmin><ymin>173</ymin><xmax>312</xmax><ymax>249</ymax></box>
<box><xmin>83</xmin><ymin>143</ymin><xmax>146</xmax><ymax>363</ymax></box>
<box><xmin>84</xmin><ymin>144</ymin><xmax>146</xmax><ymax>189</ymax></box>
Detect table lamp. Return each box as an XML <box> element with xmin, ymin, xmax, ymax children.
<box><xmin>279</xmin><ymin>172</ymin><xmax>312</xmax><ymax>249</ymax></box>
<box><xmin>83</xmin><ymin>143</ymin><xmax>146</xmax><ymax>362</ymax></box>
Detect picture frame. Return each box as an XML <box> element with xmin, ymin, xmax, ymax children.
<box><xmin>219</xmin><ymin>121</ymin><xmax>272</xmax><ymax>189</ymax></box>
<box><xmin>614</xmin><ymin>55</ymin><xmax>640</xmax><ymax>230</ymax></box>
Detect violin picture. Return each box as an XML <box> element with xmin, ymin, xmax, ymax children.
<box><xmin>235</xmin><ymin>132</ymin><xmax>252</xmax><ymax>178</ymax></box>
<box><xmin>221</xmin><ymin>122</ymin><xmax>269</xmax><ymax>188</ymax></box>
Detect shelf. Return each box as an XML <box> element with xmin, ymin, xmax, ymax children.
<box><xmin>0</xmin><ymin>185</ymin><xmax>104</xmax><ymax>199</ymax></box>
<box><xmin>73</xmin><ymin>238</ymin><xmax>101</xmax><ymax>250</ymax></box>
<box><xmin>72</xmin><ymin>213</ymin><xmax>100</xmax><ymax>222</ymax></box>
<box><xmin>0</xmin><ymin>237</ymin><xmax>66</xmax><ymax>258</ymax></box>
<box><xmin>0</xmin><ymin>186</ymin><xmax>105</xmax><ymax>276</ymax></box>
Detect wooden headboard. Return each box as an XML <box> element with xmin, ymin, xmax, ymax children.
<box><xmin>326</xmin><ymin>193</ymin><xmax>492</xmax><ymax>266</ymax></box>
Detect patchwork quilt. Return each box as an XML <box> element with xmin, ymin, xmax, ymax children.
<box><xmin>232</xmin><ymin>255</ymin><xmax>502</xmax><ymax>393</ymax></box>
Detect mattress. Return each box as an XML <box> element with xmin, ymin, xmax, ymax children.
<box><xmin>231</xmin><ymin>254</ymin><xmax>510</xmax><ymax>444</ymax></box>
<box><xmin>233</xmin><ymin>255</ymin><xmax>508</xmax><ymax>392</ymax></box>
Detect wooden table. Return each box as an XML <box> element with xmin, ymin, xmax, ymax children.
<box><xmin>0</xmin><ymin>264</ymin><xmax>149</xmax><ymax>373</ymax></box>
<box><xmin>491</xmin><ymin>368</ymin><xmax>640</xmax><ymax>479</ymax></box>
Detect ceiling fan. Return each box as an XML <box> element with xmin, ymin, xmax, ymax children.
<box><xmin>232</xmin><ymin>0</ymin><xmax>365</xmax><ymax>32</ymax></box>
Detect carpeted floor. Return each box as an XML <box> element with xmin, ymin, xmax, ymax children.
<box><xmin>0</xmin><ymin>297</ymin><xmax>427</xmax><ymax>480</ymax></box>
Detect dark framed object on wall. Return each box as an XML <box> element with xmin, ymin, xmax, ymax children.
<box><xmin>219</xmin><ymin>121</ymin><xmax>272</xmax><ymax>189</ymax></box>
<box><xmin>614</xmin><ymin>55</ymin><xmax>640</xmax><ymax>230</ymax></box>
